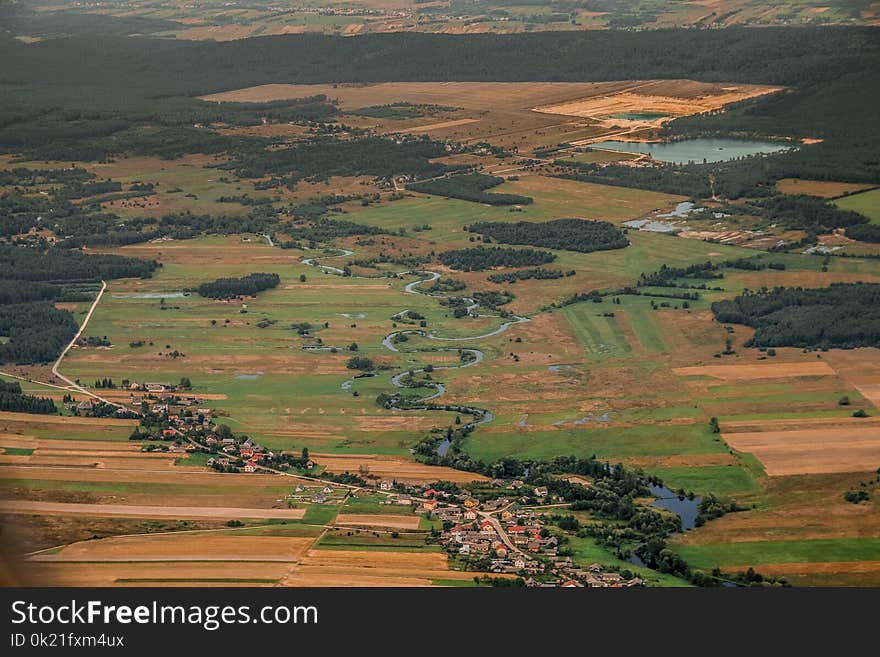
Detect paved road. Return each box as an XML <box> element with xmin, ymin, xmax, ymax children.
<box><xmin>478</xmin><ymin>510</ymin><xmax>526</xmax><ymax>558</ymax></box>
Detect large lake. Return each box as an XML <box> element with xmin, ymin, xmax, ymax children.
<box><xmin>589</xmin><ymin>138</ymin><xmax>793</xmax><ymax>164</ymax></box>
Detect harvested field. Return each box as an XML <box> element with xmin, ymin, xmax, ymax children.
<box><xmin>20</xmin><ymin>561</ymin><xmax>291</xmax><ymax>587</ymax></box>
<box><xmin>334</xmin><ymin>514</ymin><xmax>421</xmax><ymax>529</ymax></box>
<box><xmin>855</xmin><ymin>384</ymin><xmax>880</xmax><ymax>409</ymax></box>
<box><xmin>775</xmin><ymin>179</ymin><xmax>876</xmax><ymax>198</ymax></box>
<box><xmin>533</xmin><ymin>80</ymin><xmax>781</xmax><ymax>121</ymax></box>
<box><xmin>28</xmin><ymin>534</ymin><xmax>315</xmax><ymax>562</ymax></box>
<box><xmin>282</xmin><ymin>549</ymin><xmax>479</xmax><ymax>587</ymax></box>
<box><xmin>3</xmin><ymin>438</ymin><xmax>141</xmax><ymax>452</ymax></box>
<box><xmin>740</xmin><ymin>561</ymin><xmax>880</xmax><ymax>578</ymax></box>
<box><xmin>0</xmin><ymin>411</ymin><xmax>137</xmax><ymax>427</ymax></box>
<box><xmin>200</xmin><ymin>81</ymin><xmax>637</xmax><ymax>110</ymax></box>
<box><xmin>0</xmin><ymin>501</ymin><xmax>306</xmax><ymax>521</ymax></box>
<box><xmin>398</xmin><ymin>118</ymin><xmax>480</xmax><ymax>133</ymax></box>
<box><xmin>1</xmin><ymin>512</ymin><xmax>228</xmax><ymax>555</ymax></box>
<box><xmin>722</xmin><ymin>426</ymin><xmax>880</xmax><ymax>476</ymax></box>
<box><xmin>674</xmin><ymin>361</ymin><xmax>836</xmax><ymax>380</ymax></box>
<box><xmin>622</xmin><ymin>453</ymin><xmax>739</xmax><ymax>468</ymax></box>
<box><xmin>673</xmin><ymin>473</ymin><xmax>879</xmax><ymax>546</ymax></box>
<box><xmin>720</xmin><ymin>416</ymin><xmax>880</xmax><ymax>433</ymax></box>
<box><xmin>0</xmin><ymin>465</ymin><xmax>297</xmax><ymax>488</ymax></box>
<box><xmin>314</xmin><ymin>452</ymin><xmax>487</xmax><ymax>484</ymax></box>
<box><xmin>200</xmin><ymin>80</ymin><xmax>779</xmax><ymax>152</ymax></box>
<box><xmin>727</xmin><ymin>270</ymin><xmax>880</xmax><ymax>291</ymax></box>
<box><xmin>0</xmin><ymin>454</ymin><xmax>182</xmax><ymax>469</ymax></box>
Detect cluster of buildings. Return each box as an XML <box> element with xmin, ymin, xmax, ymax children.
<box><xmin>525</xmin><ymin>561</ymin><xmax>646</xmax><ymax>589</ymax></box>
<box><xmin>205</xmin><ymin>435</ymin><xmax>278</xmax><ymax>473</ymax></box>
<box><xmin>371</xmin><ymin>479</ymin><xmax>646</xmax><ymax>588</ymax></box>
<box><xmin>286</xmin><ymin>482</ymin><xmax>339</xmax><ymax>505</ymax></box>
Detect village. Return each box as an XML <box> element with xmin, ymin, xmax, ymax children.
<box><xmin>62</xmin><ymin>378</ymin><xmax>646</xmax><ymax>587</ymax></box>
<box><xmin>406</xmin><ymin>483</ymin><xmax>646</xmax><ymax>588</ymax></box>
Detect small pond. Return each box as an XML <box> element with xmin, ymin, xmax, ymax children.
<box><xmin>649</xmin><ymin>484</ymin><xmax>701</xmax><ymax>531</ymax></box>
<box><xmin>589</xmin><ymin>138</ymin><xmax>794</xmax><ymax>164</ymax></box>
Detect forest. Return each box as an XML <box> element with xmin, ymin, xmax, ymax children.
<box><xmin>0</xmin><ymin>301</ymin><xmax>78</xmax><ymax>365</ymax></box>
<box><xmin>711</xmin><ymin>283</ymin><xmax>880</xmax><ymax>349</ymax></box>
<box><xmin>2</xmin><ymin>28</ymin><xmax>874</xmax><ymax>96</ymax></box>
<box><xmin>0</xmin><ymin>27</ymin><xmax>873</xmax><ymax>176</ymax></box>
<box><xmin>280</xmin><ymin>218</ymin><xmax>387</xmax><ymax>245</ymax></box>
<box><xmin>227</xmin><ymin>135</ymin><xmax>456</xmax><ymax>183</ymax></box>
<box><xmin>0</xmin><ymin>245</ymin><xmax>158</xmax><ymax>281</ymax></box>
<box><xmin>0</xmin><ymin>245</ymin><xmax>158</xmax><ymax>364</ymax></box>
<box><xmin>0</xmin><ymin>380</ymin><xmax>57</xmax><ymax>414</ymax></box>
<box><xmin>438</xmin><ymin>246</ymin><xmax>556</xmax><ymax>271</ymax></box>
<box><xmin>719</xmin><ymin>195</ymin><xmax>869</xmax><ymax>233</ymax></box>
<box><xmin>467</xmin><ymin>218</ymin><xmax>627</xmax><ymax>253</ymax></box>
<box><xmin>196</xmin><ymin>273</ymin><xmax>281</xmax><ymax>300</ymax></box>
<box><xmin>408</xmin><ymin>173</ymin><xmax>533</xmax><ymax>206</ymax></box>
<box><xmin>845</xmin><ymin>224</ymin><xmax>880</xmax><ymax>243</ymax></box>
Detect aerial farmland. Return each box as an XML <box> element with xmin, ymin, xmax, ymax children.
<box><xmin>0</xmin><ymin>15</ymin><xmax>877</xmax><ymax>593</ymax></box>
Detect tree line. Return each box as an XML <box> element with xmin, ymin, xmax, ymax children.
<box><xmin>196</xmin><ymin>273</ymin><xmax>281</xmax><ymax>300</ymax></box>
<box><xmin>467</xmin><ymin>218</ymin><xmax>627</xmax><ymax>253</ymax></box>
<box><xmin>0</xmin><ymin>245</ymin><xmax>158</xmax><ymax>364</ymax></box>
<box><xmin>712</xmin><ymin>283</ymin><xmax>880</xmax><ymax>349</ymax></box>
<box><xmin>227</xmin><ymin>135</ymin><xmax>456</xmax><ymax>184</ymax></box>
<box><xmin>437</xmin><ymin>246</ymin><xmax>556</xmax><ymax>271</ymax></box>
<box><xmin>408</xmin><ymin>173</ymin><xmax>532</xmax><ymax>206</ymax></box>
<box><xmin>0</xmin><ymin>244</ymin><xmax>158</xmax><ymax>281</ymax></box>
<box><xmin>0</xmin><ymin>380</ymin><xmax>57</xmax><ymax>414</ymax></box>
<box><xmin>487</xmin><ymin>267</ymin><xmax>572</xmax><ymax>283</ymax></box>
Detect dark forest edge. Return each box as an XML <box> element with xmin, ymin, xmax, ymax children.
<box><xmin>0</xmin><ymin>246</ymin><xmax>159</xmax><ymax>365</ymax></box>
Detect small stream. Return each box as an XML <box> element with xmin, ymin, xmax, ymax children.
<box><xmin>627</xmin><ymin>485</ymin><xmax>702</xmax><ymax>567</ymax></box>
<box><xmin>301</xmin><ymin>253</ymin><xmax>527</xmax><ymax>434</ymax></box>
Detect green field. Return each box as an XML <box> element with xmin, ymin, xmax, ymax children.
<box><xmin>0</xmin><ymin>478</ymin><xmax>292</xmax><ymax>497</ymax></box>
<box><xmin>0</xmin><ymin>446</ymin><xmax>35</xmax><ymax>456</ymax></box>
<box><xmin>644</xmin><ymin>466</ymin><xmax>761</xmax><ymax>496</ymax></box>
<box><xmin>465</xmin><ymin>423</ymin><xmax>727</xmax><ymax>462</ymax></box>
<box><xmin>673</xmin><ymin>538</ymin><xmax>880</xmax><ymax>569</ymax></box>
<box><xmin>835</xmin><ymin>188</ymin><xmax>880</xmax><ymax>223</ymax></box>
<box><xmin>174</xmin><ymin>451</ymin><xmax>213</xmax><ymax>466</ymax></box>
